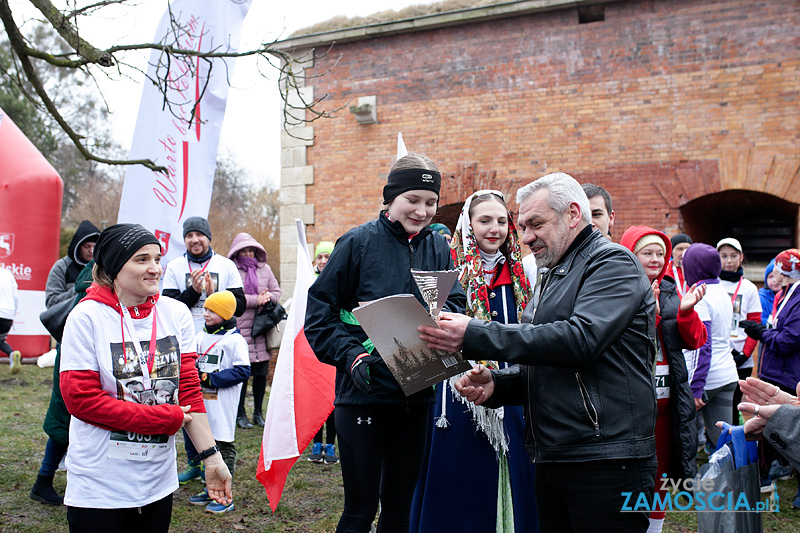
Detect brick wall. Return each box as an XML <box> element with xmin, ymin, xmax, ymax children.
<box><xmin>289</xmin><ymin>0</ymin><xmax>800</xmax><ymax>259</ymax></box>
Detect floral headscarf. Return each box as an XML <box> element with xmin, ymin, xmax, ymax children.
<box><xmin>450</xmin><ymin>190</ymin><xmax>532</xmax><ymax>323</ymax></box>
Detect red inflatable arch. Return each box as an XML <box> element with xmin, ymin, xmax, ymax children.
<box><xmin>0</xmin><ymin>108</ymin><xmax>63</xmax><ymax>359</ymax></box>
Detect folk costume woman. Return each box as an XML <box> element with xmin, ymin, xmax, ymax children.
<box><xmin>305</xmin><ymin>154</ymin><xmax>466</xmax><ymax>533</ymax></box>
<box><xmin>59</xmin><ymin>224</ymin><xmax>231</xmax><ymax>531</ymax></box>
<box><xmin>411</xmin><ymin>191</ymin><xmax>537</xmax><ymax>533</ymax></box>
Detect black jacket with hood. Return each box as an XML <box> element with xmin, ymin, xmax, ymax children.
<box><xmin>305</xmin><ymin>212</ymin><xmax>466</xmax><ymax>406</ymax></box>
<box><xmin>468</xmin><ymin>226</ymin><xmax>658</xmax><ymax>463</ymax></box>
<box><xmin>45</xmin><ymin>220</ymin><xmax>100</xmax><ymax>308</ymax></box>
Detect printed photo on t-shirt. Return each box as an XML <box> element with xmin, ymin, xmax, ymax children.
<box><xmin>183</xmin><ymin>271</ymin><xmax>220</xmax><ymax>295</ymax></box>
<box><xmin>112</xmin><ymin>335</ymin><xmax>181</xmax><ymax>402</ymax></box>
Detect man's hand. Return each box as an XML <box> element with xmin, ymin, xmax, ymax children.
<box><xmin>190</xmin><ymin>269</ymin><xmax>205</xmax><ymax>293</ymax></box>
<box><xmin>679</xmin><ymin>283</ymin><xmax>706</xmax><ymax>312</ymax></box>
<box><xmin>203</xmin><ymin>272</ymin><xmax>215</xmax><ymax>295</ymax></box>
<box><xmin>418</xmin><ymin>311</ymin><xmax>471</xmax><ymax>352</ymax></box>
<box><xmin>739</xmin><ymin>376</ymin><xmax>799</xmax><ymax>407</ymax></box>
<box><xmin>204</xmin><ymin>455</ymin><xmax>233</xmax><ymax>504</ymax></box>
<box><xmin>454</xmin><ymin>364</ymin><xmax>495</xmax><ymax>405</ymax></box>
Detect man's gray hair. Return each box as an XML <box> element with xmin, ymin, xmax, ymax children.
<box><xmin>516</xmin><ymin>172</ymin><xmax>591</xmax><ymax>225</ymax></box>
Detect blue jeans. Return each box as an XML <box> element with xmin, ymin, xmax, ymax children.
<box><xmin>182</xmin><ymin>428</ymin><xmax>199</xmax><ymax>466</ymax></box>
<box><xmin>39</xmin><ymin>437</ymin><xmax>68</xmax><ymax>477</ymax></box>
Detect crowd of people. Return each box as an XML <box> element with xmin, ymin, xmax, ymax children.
<box><xmin>14</xmin><ymin>152</ymin><xmax>800</xmax><ymax>532</ymax></box>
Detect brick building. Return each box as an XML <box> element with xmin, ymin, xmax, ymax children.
<box><xmin>275</xmin><ymin>0</ymin><xmax>800</xmax><ymax>292</ymax></box>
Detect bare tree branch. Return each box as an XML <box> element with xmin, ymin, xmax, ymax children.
<box><xmin>28</xmin><ymin>0</ymin><xmax>113</xmax><ymax>66</ymax></box>
<box><xmin>1</xmin><ymin>0</ymin><xmax>342</xmax><ymax>169</ymax></box>
<box><xmin>1</xmin><ymin>0</ymin><xmax>164</xmax><ymax>170</ymax></box>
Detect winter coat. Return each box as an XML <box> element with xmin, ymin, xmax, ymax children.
<box><xmin>227</xmin><ymin>233</ymin><xmax>281</xmax><ymax>363</ymax></box>
<box><xmin>305</xmin><ymin>212</ymin><xmax>467</xmax><ymax>406</ymax></box>
<box><xmin>43</xmin><ymin>260</ymin><xmax>95</xmax><ymax>446</ymax></box>
<box><xmin>759</xmin><ymin>281</ymin><xmax>800</xmax><ymax>391</ymax></box>
<box><xmin>45</xmin><ymin>220</ymin><xmax>100</xmax><ymax>308</ymax></box>
<box><xmin>760</xmin><ymin>259</ymin><xmax>777</xmax><ymax>325</ymax></box>
<box><xmin>472</xmin><ymin>226</ymin><xmax>658</xmax><ymax>463</ymax></box>
<box><xmin>620</xmin><ymin>225</ymin><xmax>706</xmax><ymax>480</ymax></box>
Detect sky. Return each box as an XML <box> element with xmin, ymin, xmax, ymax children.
<box><xmin>9</xmin><ymin>0</ymin><xmax>439</xmax><ymax>187</ymax></box>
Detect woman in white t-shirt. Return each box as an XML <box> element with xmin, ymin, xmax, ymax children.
<box><xmin>716</xmin><ymin>237</ymin><xmax>761</xmax><ymax>424</ymax></box>
<box><xmin>60</xmin><ymin>224</ymin><xmax>231</xmax><ymax>532</ymax></box>
<box><xmin>682</xmin><ymin>243</ymin><xmax>739</xmax><ymax>447</ymax></box>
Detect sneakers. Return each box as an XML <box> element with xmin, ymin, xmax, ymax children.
<box><xmin>323</xmin><ymin>444</ymin><xmax>339</xmax><ymax>465</ymax></box>
<box><xmin>178</xmin><ymin>463</ymin><xmax>201</xmax><ymax>484</ymax></box>
<box><xmin>189</xmin><ymin>488</ymin><xmax>212</xmax><ymax>506</ymax></box>
<box><xmin>29</xmin><ymin>474</ymin><xmax>63</xmax><ymax>505</ymax></box>
<box><xmin>206</xmin><ymin>501</ymin><xmax>235</xmax><ymax>514</ymax></box>
<box><xmin>769</xmin><ymin>460</ymin><xmax>793</xmax><ymax>481</ymax></box>
<box><xmin>190</xmin><ymin>488</ymin><xmax>234</xmax><ymax>513</ymax></box>
<box><xmin>760</xmin><ymin>477</ymin><xmax>775</xmax><ymax>494</ymax></box>
<box><xmin>10</xmin><ymin>350</ymin><xmax>21</xmax><ymax>374</ymax></box>
<box><xmin>308</xmin><ymin>442</ymin><xmax>324</xmax><ymax>463</ymax></box>
<box><xmin>253</xmin><ymin>412</ymin><xmax>266</xmax><ymax>427</ymax></box>
<box><xmin>236</xmin><ymin>415</ymin><xmax>254</xmax><ymax>429</ymax></box>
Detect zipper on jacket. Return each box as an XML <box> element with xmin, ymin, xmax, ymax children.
<box><xmin>575</xmin><ymin>372</ymin><xmax>600</xmax><ymax>437</ymax></box>
<box><xmin>133</xmin><ymin>306</ymin><xmax>140</xmax><ymax>318</ymax></box>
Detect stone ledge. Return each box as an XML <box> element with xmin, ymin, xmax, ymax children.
<box><xmin>274</xmin><ymin>0</ymin><xmax>614</xmax><ymax>50</ymax></box>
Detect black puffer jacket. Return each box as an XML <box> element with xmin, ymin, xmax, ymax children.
<box><xmin>466</xmin><ymin>227</ymin><xmax>658</xmax><ymax>463</ymax></box>
<box><xmin>305</xmin><ymin>213</ymin><xmax>466</xmax><ymax>406</ymax></box>
<box><xmin>658</xmin><ymin>275</ymin><xmax>699</xmax><ymax>480</ymax></box>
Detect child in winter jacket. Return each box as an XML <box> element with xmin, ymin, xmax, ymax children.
<box><xmin>188</xmin><ymin>290</ymin><xmax>250</xmax><ymax>514</ymax></box>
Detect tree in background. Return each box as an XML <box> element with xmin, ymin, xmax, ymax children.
<box><xmin>0</xmin><ymin>0</ymin><xmax>338</xmax><ymax>171</ymax></box>
<box><xmin>1</xmin><ymin>22</ymin><xmax>124</xmax><ymax>220</ymax></box>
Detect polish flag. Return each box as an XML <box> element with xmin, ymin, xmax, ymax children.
<box><xmin>256</xmin><ymin>219</ymin><xmax>336</xmax><ymax>511</ymax></box>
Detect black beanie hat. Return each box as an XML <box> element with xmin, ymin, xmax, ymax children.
<box><xmin>382</xmin><ymin>168</ymin><xmax>441</xmax><ymax>204</ymax></box>
<box><xmin>183</xmin><ymin>216</ymin><xmax>212</xmax><ymax>240</ymax></box>
<box><xmin>94</xmin><ymin>224</ymin><xmax>161</xmax><ymax>280</ymax></box>
<box><xmin>670</xmin><ymin>233</ymin><xmax>693</xmax><ymax>248</ymax></box>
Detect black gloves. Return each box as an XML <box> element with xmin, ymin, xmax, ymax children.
<box><xmin>198</xmin><ymin>370</ymin><xmax>213</xmax><ymax>389</ymax></box>
<box><xmin>741</xmin><ymin>320</ymin><xmax>766</xmax><ymax>341</ymax></box>
<box><xmin>731</xmin><ymin>349</ymin><xmax>749</xmax><ymax>367</ymax></box>
<box><xmin>350</xmin><ymin>355</ymin><xmax>381</xmax><ymax>393</ymax></box>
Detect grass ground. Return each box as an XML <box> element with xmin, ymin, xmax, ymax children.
<box><xmin>2</xmin><ymin>363</ymin><xmax>799</xmax><ymax>532</ymax></box>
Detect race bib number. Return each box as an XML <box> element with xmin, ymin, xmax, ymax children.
<box><xmin>655</xmin><ymin>364</ymin><xmax>670</xmax><ymax>400</ymax></box>
<box><xmin>108</xmin><ymin>431</ymin><xmax>170</xmax><ymax>461</ymax></box>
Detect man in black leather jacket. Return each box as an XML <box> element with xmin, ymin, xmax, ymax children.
<box><xmin>420</xmin><ymin>172</ymin><xmax>658</xmax><ymax>532</ymax></box>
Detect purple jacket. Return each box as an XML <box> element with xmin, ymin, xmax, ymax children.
<box><xmin>228</xmin><ymin>233</ymin><xmax>281</xmax><ymax>363</ymax></box>
<box><xmin>760</xmin><ymin>282</ymin><xmax>800</xmax><ymax>391</ymax></box>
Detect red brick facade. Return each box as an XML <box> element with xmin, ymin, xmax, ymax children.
<box><xmin>279</xmin><ymin>0</ymin><xmax>799</xmax><ymax>273</ymax></box>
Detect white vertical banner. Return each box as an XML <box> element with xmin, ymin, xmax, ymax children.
<box><xmin>118</xmin><ymin>0</ymin><xmax>252</xmax><ymax>264</ymax></box>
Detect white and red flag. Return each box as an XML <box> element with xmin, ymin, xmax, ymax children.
<box><xmin>257</xmin><ymin>219</ymin><xmax>336</xmax><ymax>511</ymax></box>
<box><xmin>117</xmin><ymin>0</ymin><xmax>251</xmax><ymax>264</ymax></box>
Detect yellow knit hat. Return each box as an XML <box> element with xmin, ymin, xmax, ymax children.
<box><xmin>204</xmin><ymin>290</ymin><xmax>236</xmax><ymax>320</ymax></box>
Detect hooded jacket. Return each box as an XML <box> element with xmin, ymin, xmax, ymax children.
<box><xmin>759</xmin><ymin>278</ymin><xmax>800</xmax><ymax>391</ymax></box>
<box><xmin>227</xmin><ymin>233</ymin><xmax>281</xmax><ymax>363</ymax></box>
<box><xmin>45</xmin><ymin>220</ymin><xmax>100</xmax><ymax>308</ymax></box>
<box><xmin>681</xmin><ymin>244</ymin><xmax>737</xmax><ymax>396</ymax></box>
<box><xmin>305</xmin><ymin>212</ymin><xmax>466</xmax><ymax>406</ymax></box>
<box><xmin>467</xmin><ymin>226</ymin><xmax>658</xmax><ymax>463</ymax></box>
<box><xmin>760</xmin><ymin>259</ymin><xmax>777</xmax><ymax>325</ymax></box>
<box><xmin>60</xmin><ymin>284</ymin><xmax>205</xmax><ymax>435</ymax></box>
<box><xmin>620</xmin><ymin>226</ymin><xmax>705</xmax><ymax>479</ymax></box>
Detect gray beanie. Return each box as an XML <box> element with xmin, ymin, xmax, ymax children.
<box><xmin>183</xmin><ymin>216</ymin><xmax>212</xmax><ymax>240</ymax></box>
